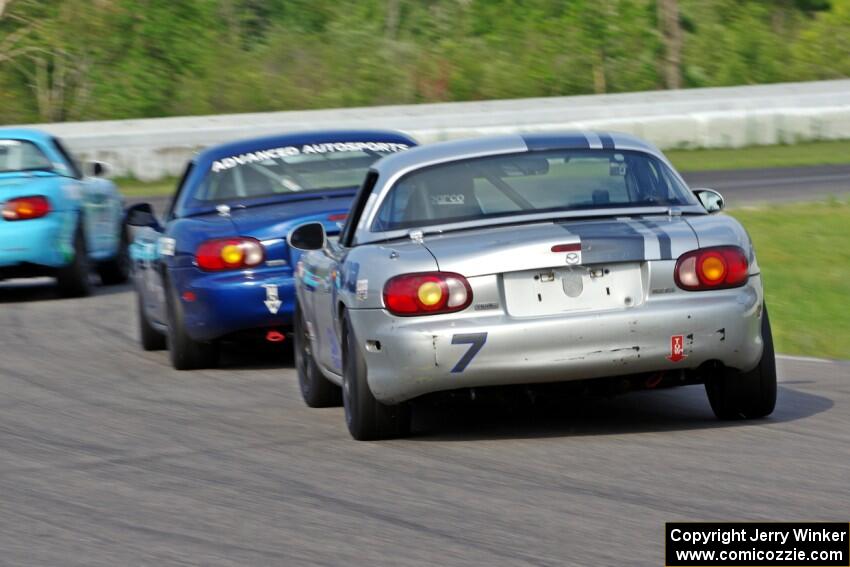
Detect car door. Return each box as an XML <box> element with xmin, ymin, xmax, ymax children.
<box><xmin>131</xmin><ymin>222</ymin><xmax>167</xmax><ymax>321</ymax></box>
<box><xmin>132</xmin><ymin>166</ymin><xmax>190</xmax><ymax>325</ymax></box>
<box><xmin>96</xmin><ymin>177</ymin><xmax>124</xmax><ymax>257</ymax></box>
<box><xmin>310</xmin><ymin>171</ymin><xmax>379</xmax><ymax>373</ymax></box>
<box><xmin>95</xmin><ymin>181</ymin><xmax>117</xmax><ymax>254</ymax></box>
<box><xmin>50</xmin><ymin>138</ymin><xmax>111</xmax><ymax>257</ymax></box>
<box><xmin>81</xmin><ymin>174</ymin><xmax>117</xmax><ymax>257</ymax></box>
<box><xmin>307</xmin><ymin>240</ymin><xmax>345</xmax><ymax>373</ymax></box>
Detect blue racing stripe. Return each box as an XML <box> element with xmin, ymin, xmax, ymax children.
<box><xmin>638</xmin><ymin>220</ymin><xmax>673</xmax><ymax>260</ymax></box>
<box><xmin>597</xmin><ymin>133</ymin><xmax>615</xmax><ymax>149</ymax></box>
<box><xmin>522</xmin><ymin>133</ymin><xmax>591</xmax><ymax>151</ymax></box>
<box><xmin>560</xmin><ymin>220</ymin><xmax>646</xmax><ymax>264</ymax></box>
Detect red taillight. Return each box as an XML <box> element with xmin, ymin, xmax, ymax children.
<box><xmin>328</xmin><ymin>213</ymin><xmax>348</xmax><ymax>222</ymax></box>
<box><xmin>195</xmin><ymin>237</ymin><xmax>265</xmax><ymax>271</ymax></box>
<box><xmin>383</xmin><ymin>272</ymin><xmax>472</xmax><ymax>316</ymax></box>
<box><xmin>674</xmin><ymin>246</ymin><xmax>749</xmax><ymax>291</ymax></box>
<box><xmin>2</xmin><ymin>196</ymin><xmax>50</xmax><ymax>221</ymax></box>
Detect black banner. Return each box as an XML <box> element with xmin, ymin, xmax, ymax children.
<box><xmin>666</xmin><ymin>522</ymin><xmax>850</xmax><ymax>566</ymax></box>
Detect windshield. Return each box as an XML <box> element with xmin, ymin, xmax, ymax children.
<box><xmin>373</xmin><ymin>149</ymin><xmax>698</xmax><ymax>231</ymax></box>
<box><xmin>195</xmin><ymin>141</ymin><xmax>410</xmax><ymax>202</ymax></box>
<box><xmin>0</xmin><ymin>140</ymin><xmax>54</xmax><ymax>174</ymax></box>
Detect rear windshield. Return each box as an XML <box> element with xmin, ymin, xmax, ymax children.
<box><xmin>373</xmin><ymin>149</ymin><xmax>697</xmax><ymax>231</ymax></box>
<box><xmin>195</xmin><ymin>141</ymin><xmax>410</xmax><ymax>202</ymax></box>
<box><xmin>0</xmin><ymin>140</ymin><xmax>53</xmax><ymax>173</ymax></box>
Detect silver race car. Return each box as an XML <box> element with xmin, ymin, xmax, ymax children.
<box><xmin>289</xmin><ymin>132</ymin><xmax>775</xmax><ymax>440</ymax></box>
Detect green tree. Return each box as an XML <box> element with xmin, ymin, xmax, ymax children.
<box><xmin>0</xmin><ymin>0</ymin><xmax>848</xmax><ymax>124</ymax></box>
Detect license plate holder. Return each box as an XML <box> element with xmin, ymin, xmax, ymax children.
<box><xmin>504</xmin><ymin>262</ymin><xmax>645</xmax><ymax>317</ymax></box>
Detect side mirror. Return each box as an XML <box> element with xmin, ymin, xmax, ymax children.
<box><xmin>693</xmin><ymin>188</ymin><xmax>725</xmax><ymax>213</ymax></box>
<box><xmin>288</xmin><ymin>222</ymin><xmax>326</xmax><ymax>251</ymax></box>
<box><xmin>126</xmin><ymin>203</ymin><xmax>159</xmax><ymax>229</ymax></box>
<box><xmin>85</xmin><ymin>160</ymin><xmax>111</xmax><ymax>178</ymax></box>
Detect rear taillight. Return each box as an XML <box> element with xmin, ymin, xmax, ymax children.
<box><xmin>674</xmin><ymin>246</ymin><xmax>749</xmax><ymax>291</ymax></box>
<box><xmin>383</xmin><ymin>272</ymin><xmax>472</xmax><ymax>316</ymax></box>
<box><xmin>2</xmin><ymin>196</ymin><xmax>50</xmax><ymax>221</ymax></box>
<box><xmin>195</xmin><ymin>237</ymin><xmax>265</xmax><ymax>271</ymax></box>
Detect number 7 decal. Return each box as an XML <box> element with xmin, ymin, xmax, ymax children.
<box><xmin>451</xmin><ymin>333</ymin><xmax>488</xmax><ymax>373</ymax></box>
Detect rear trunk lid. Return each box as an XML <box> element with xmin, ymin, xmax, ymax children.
<box><xmin>226</xmin><ymin>194</ymin><xmax>354</xmax><ymax>265</ymax></box>
<box><xmin>0</xmin><ymin>174</ymin><xmax>65</xmax><ymax>204</ymax></box>
<box><xmin>421</xmin><ymin>216</ymin><xmax>698</xmax><ymax>317</ymax></box>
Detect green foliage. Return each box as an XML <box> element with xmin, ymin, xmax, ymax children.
<box><xmin>790</xmin><ymin>0</ymin><xmax>850</xmax><ymax>80</ymax></box>
<box><xmin>0</xmin><ymin>0</ymin><xmax>847</xmax><ymax>123</ymax></box>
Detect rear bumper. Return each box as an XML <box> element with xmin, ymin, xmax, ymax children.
<box><xmin>170</xmin><ymin>266</ymin><xmax>297</xmax><ymax>342</ymax></box>
<box><xmin>0</xmin><ymin>214</ymin><xmax>71</xmax><ymax>272</ymax></box>
<box><xmin>349</xmin><ymin>276</ymin><xmax>765</xmax><ymax>403</ymax></box>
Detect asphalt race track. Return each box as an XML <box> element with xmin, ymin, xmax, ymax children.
<box><xmin>0</xmin><ymin>280</ymin><xmax>848</xmax><ymax>566</ymax></box>
<box><xmin>682</xmin><ymin>164</ymin><xmax>850</xmax><ymax>204</ymax></box>
<box><xmin>1</xmin><ymin>164</ymin><xmax>848</xmax><ymax>566</ymax></box>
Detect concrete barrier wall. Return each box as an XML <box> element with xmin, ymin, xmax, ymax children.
<box><xmin>16</xmin><ymin>80</ymin><xmax>850</xmax><ymax>181</ymax></box>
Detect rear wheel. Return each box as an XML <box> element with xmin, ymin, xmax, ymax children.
<box><xmin>295</xmin><ymin>304</ymin><xmax>341</xmax><ymax>407</ymax></box>
<box><xmin>137</xmin><ymin>291</ymin><xmax>166</xmax><ymax>351</ymax></box>
<box><xmin>97</xmin><ymin>227</ymin><xmax>130</xmax><ymax>285</ymax></box>
<box><xmin>165</xmin><ymin>280</ymin><xmax>217</xmax><ymax>370</ymax></box>
<box><xmin>56</xmin><ymin>225</ymin><xmax>92</xmax><ymax>298</ymax></box>
<box><xmin>705</xmin><ymin>305</ymin><xmax>777</xmax><ymax>419</ymax></box>
<box><xmin>342</xmin><ymin>313</ymin><xmax>410</xmax><ymax>440</ymax></box>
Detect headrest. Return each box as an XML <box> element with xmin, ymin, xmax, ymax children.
<box><xmin>403</xmin><ymin>166</ymin><xmax>481</xmax><ymax>222</ymax></box>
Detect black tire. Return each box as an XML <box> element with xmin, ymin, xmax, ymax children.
<box><xmin>137</xmin><ymin>291</ymin><xmax>166</xmax><ymax>351</ymax></box>
<box><xmin>165</xmin><ymin>280</ymin><xmax>218</xmax><ymax>370</ymax></box>
<box><xmin>97</xmin><ymin>226</ymin><xmax>130</xmax><ymax>285</ymax></box>
<box><xmin>56</xmin><ymin>225</ymin><xmax>92</xmax><ymax>298</ymax></box>
<box><xmin>295</xmin><ymin>304</ymin><xmax>342</xmax><ymax>407</ymax></box>
<box><xmin>705</xmin><ymin>305</ymin><xmax>777</xmax><ymax>420</ymax></box>
<box><xmin>342</xmin><ymin>313</ymin><xmax>410</xmax><ymax>440</ymax></box>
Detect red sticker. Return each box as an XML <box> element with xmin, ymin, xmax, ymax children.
<box><xmin>667</xmin><ymin>335</ymin><xmax>687</xmax><ymax>362</ymax></box>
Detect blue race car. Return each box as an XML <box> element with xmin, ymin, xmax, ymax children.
<box><xmin>126</xmin><ymin>129</ymin><xmax>416</xmax><ymax>370</ymax></box>
<box><xmin>0</xmin><ymin>128</ymin><xmax>129</xmax><ymax>296</ymax></box>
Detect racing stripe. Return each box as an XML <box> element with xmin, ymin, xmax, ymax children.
<box><xmin>583</xmin><ymin>131</ymin><xmax>603</xmax><ymax>149</ymax></box>
<box><xmin>523</xmin><ymin>133</ymin><xmax>590</xmax><ymax>151</ymax></box>
<box><xmin>559</xmin><ymin>220</ymin><xmax>646</xmax><ymax>264</ymax></box>
<box><xmin>623</xmin><ymin>219</ymin><xmax>661</xmax><ymax>260</ymax></box>
<box><xmin>598</xmin><ymin>133</ymin><xmax>616</xmax><ymax>150</ymax></box>
<box><xmin>637</xmin><ymin>219</ymin><xmax>673</xmax><ymax>260</ymax></box>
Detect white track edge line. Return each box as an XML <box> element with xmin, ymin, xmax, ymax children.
<box><xmin>777</xmin><ymin>354</ymin><xmax>847</xmax><ymax>365</ymax></box>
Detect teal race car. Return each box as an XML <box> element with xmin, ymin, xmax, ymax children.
<box><xmin>0</xmin><ymin>128</ymin><xmax>129</xmax><ymax>296</ymax></box>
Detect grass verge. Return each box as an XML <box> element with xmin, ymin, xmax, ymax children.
<box><xmin>116</xmin><ymin>176</ymin><xmax>177</xmax><ymax>198</ymax></box>
<box><xmin>730</xmin><ymin>199</ymin><xmax>850</xmax><ymax>359</ymax></box>
<box><xmin>667</xmin><ymin>139</ymin><xmax>850</xmax><ymax>172</ymax></box>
